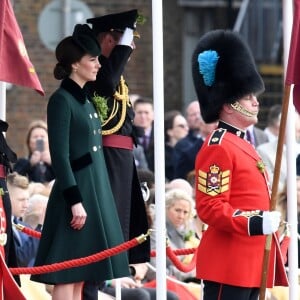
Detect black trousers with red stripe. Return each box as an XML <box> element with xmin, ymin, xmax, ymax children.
<box><xmin>203</xmin><ymin>280</ymin><xmax>259</xmax><ymax>300</ymax></box>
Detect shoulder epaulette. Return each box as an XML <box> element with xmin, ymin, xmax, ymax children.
<box><xmin>208</xmin><ymin>128</ymin><xmax>226</xmax><ymax>145</ymax></box>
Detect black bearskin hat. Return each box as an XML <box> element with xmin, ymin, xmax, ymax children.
<box><xmin>192</xmin><ymin>29</ymin><xmax>265</xmax><ymax>123</ymax></box>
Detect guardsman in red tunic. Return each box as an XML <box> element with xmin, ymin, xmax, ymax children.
<box><xmin>191</xmin><ymin>30</ymin><xmax>288</xmax><ymax>300</ymax></box>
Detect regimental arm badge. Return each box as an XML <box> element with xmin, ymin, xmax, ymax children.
<box><xmin>198</xmin><ymin>164</ymin><xmax>230</xmax><ymax>196</ymax></box>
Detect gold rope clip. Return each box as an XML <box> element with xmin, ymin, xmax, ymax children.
<box><xmin>13</xmin><ymin>223</ymin><xmax>25</xmax><ymax>231</ymax></box>
<box><xmin>136</xmin><ymin>229</ymin><xmax>153</xmax><ymax>244</ymax></box>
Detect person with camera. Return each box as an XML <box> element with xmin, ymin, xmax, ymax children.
<box><xmin>13</xmin><ymin>120</ymin><xmax>55</xmax><ymax>184</ymax></box>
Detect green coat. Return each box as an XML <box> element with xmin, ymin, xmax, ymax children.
<box><xmin>31</xmin><ymin>79</ymin><xmax>129</xmax><ymax>284</ymax></box>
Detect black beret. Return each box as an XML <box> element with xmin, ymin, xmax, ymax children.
<box><xmin>72</xmin><ymin>24</ymin><xmax>101</xmax><ymax>56</ymax></box>
<box><xmin>192</xmin><ymin>29</ymin><xmax>264</xmax><ymax>123</ymax></box>
<box><xmin>87</xmin><ymin>9</ymin><xmax>139</xmax><ymax>37</ymax></box>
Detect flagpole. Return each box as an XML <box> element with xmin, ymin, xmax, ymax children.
<box><xmin>259</xmin><ymin>1</ymin><xmax>294</xmax><ymax>299</ymax></box>
<box><xmin>259</xmin><ymin>84</ymin><xmax>290</xmax><ymax>300</ymax></box>
<box><xmin>286</xmin><ymin>96</ymin><xmax>298</xmax><ymax>300</ymax></box>
<box><xmin>282</xmin><ymin>1</ymin><xmax>299</xmax><ymax>299</ymax></box>
<box><xmin>152</xmin><ymin>0</ymin><xmax>167</xmax><ymax>299</ymax></box>
<box><xmin>0</xmin><ymin>82</ymin><xmax>6</xmax><ymax>121</ymax></box>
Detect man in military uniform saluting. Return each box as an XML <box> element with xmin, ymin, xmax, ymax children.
<box><xmin>83</xmin><ymin>9</ymin><xmax>150</xmax><ymax>299</ymax></box>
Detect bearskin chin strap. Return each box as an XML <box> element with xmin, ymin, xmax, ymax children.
<box><xmin>231</xmin><ymin>101</ymin><xmax>257</xmax><ymax>117</ymax></box>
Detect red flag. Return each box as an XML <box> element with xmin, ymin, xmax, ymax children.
<box><xmin>286</xmin><ymin>0</ymin><xmax>300</xmax><ymax>112</ymax></box>
<box><xmin>0</xmin><ymin>0</ymin><xmax>44</xmax><ymax>96</ymax></box>
<box><xmin>0</xmin><ymin>252</ymin><xmax>26</xmax><ymax>300</ymax></box>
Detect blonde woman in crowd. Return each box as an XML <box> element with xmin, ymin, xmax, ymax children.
<box><xmin>147</xmin><ymin>189</ymin><xmax>200</xmax><ymax>281</ymax></box>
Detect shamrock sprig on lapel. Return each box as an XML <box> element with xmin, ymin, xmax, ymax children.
<box><xmin>257</xmin><ymin>160</ymin><xmax>265</xmax><ymax>173</ymax></box>
<box><xmin>92</xmin><ymin>93</ymin><xmax>108</xmax><ymax>123</ymax></box>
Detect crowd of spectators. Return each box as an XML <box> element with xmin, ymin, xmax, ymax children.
<box><xmin>9</xmin><ymin>99</ymin><xmax>297</xmax><ymax>299</ymax></box>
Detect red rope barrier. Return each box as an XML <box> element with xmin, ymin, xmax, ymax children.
<box><xmin>15</xmin><ymin>224</ymin><xmax>291</xmax><ymax>280</ymax></box>
<box><xmin>15</xmin><ymin>224</ymin><xmax>199</xmax><ymax>275</ymax></box>
<box><xmin>10</xmin><ymin>231</ymin><xmax>151</xmax><ymax>275</ymax></box>
<box><xmin>150</xmin><ymin>247</ymin><xmax>196</xmax><ymax>257</ymax></box>
<box><xmin>18</xmin><ymin>225</ymin><xmax>41</xmax><ymax>239</ymax></box>
<box><xmin>150</xmin><ymin>246</ymin><xmax>197</xmax><ymax>273</ymax></box>
<box><xmin>166</xmin><ymin>246</ymin><xmax>197</xmax><ymax>273</ymax></box>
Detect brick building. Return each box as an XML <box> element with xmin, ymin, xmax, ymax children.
<box><xmin>5</xmin><ymin>0</ymin><xmax>283</xmax><ymax>157</ymax></box>
<box><xmin>6</xmin><ymin>0</ymin><xmax>189</xmax><ymax>157</ymax></box>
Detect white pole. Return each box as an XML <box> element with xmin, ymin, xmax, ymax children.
<box><xmin>286</xmin><ymin>94</ymin><xmax>298</xmax><ymax>300</ymax></box>
<box><xmin>115</xmin><ymin>279</ymin><xmax>121</xmax><ymax>300</ymax></box>
<box><xmin>282</xmin><ymin>1</ymin><xmax>298</xmax><ymax>299</ymax></box>
<box><xmin>0</xmin><ymin>82</ymin><xmax>6</xmax><ymax>121</ymax></box>
<box><xmin>152</xmin><ymin>0</ymin><xmax>167</xmax><ymax>299</ymax></box>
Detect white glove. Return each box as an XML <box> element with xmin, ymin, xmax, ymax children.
<box><xmin>262</xmin><ymin>211</ymin><xmax>281</xmax><ymax>235</ymax></box>
<box><xmin>118</xmin><ymin>27</ymin><xmax>134</xmax><ymax>47</ymax></box>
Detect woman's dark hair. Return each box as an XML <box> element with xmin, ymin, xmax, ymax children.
<box><xmin>53</xmin><ymin>36</ymin><xmax>85</xmax><ymax>80</ymax></box>
<box><xmin>53</xmin><ymin>24</ymin><xmax>100</xmax><ymax>80</ymax></box>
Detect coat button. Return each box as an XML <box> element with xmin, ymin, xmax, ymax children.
<box><xmin>89</xmin><ymin>114</ymin><xmax>92</xmax><ymax>119</ymax></box>
<box><xmin>94</xmin><ymin>113</ymin><xmax>98</xmax><ymax>118</ymax></box>
<box><xmin>93</xmin><ymin>146</ymin><xmax>97</xmax><ymax>152</ymax></box>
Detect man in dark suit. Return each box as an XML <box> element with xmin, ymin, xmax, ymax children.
<box><xmin>133</xmin><ymin>97</ymin><xmax>155</xmax><ymax>172</ymax></box>
<box><xmin>173</xmin><ymin>101</ymin><xmax>217</xmax><ymax>180</ymax></box>
<box><xmin>246</xmin><ymin>124</ymin><xmax>268</xmax><ymax>147</ymax></box>
<box><xmin>7</xmin><ymin>172</ymin><xmax>41</xmax><ymax>267</ymax></box>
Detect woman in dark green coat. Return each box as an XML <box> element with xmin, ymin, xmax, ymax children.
<box><xmin>31</xmin><ymin>25</ymin><xmax>129</xmax><ymax>299</ymax></box>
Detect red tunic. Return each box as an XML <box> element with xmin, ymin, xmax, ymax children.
<box><xmin>195</xmin><ymin>128</ymin><xmax>288</xmax><ymax>288</ymax></box>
